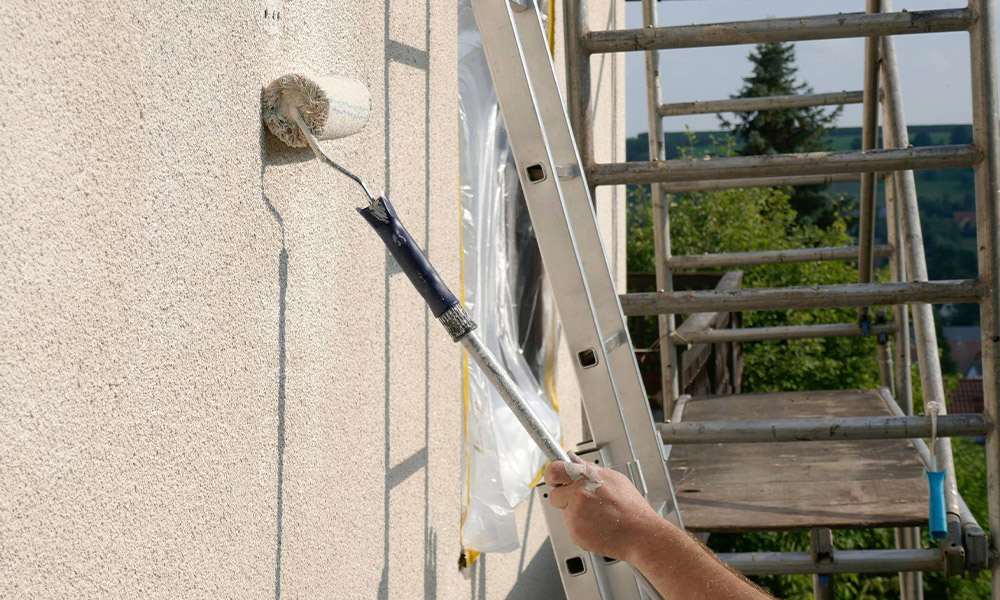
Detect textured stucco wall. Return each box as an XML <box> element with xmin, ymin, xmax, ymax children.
<box><xmin>0</xmin><ymin>1</ymin><xmax>623</xmax><ymax>599</ymax></box>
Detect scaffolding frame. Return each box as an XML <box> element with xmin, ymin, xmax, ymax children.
<box><xmin>562</xmin><ymin>0</ymin><xmax>1000</xmax><ymax>598</ymax></box>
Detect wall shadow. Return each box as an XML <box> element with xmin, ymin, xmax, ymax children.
<box><xmin>377</xmin><ymin>0</ymin><xmax>437</xmax><ymax>597</ymax></box>
<box><xmin>260</xmin><ymin>115</ymin><xmax>289</xmax><ymax>600</ymax></box>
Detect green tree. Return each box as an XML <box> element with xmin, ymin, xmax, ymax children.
<box><xmin>628</xmin><ymin>184</ymin><xmax>881</xmax><ymax>392</ymax></box>
<box><xmin>720</xmin><ymin>42</ymin><xmax>842</xmax><ymax>226</ymax></box>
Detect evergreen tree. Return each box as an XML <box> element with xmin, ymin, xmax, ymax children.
<box><xmin>720</xmin><ymin>42</ymin><xmax>842</xmax><ymax>225</ymax></box>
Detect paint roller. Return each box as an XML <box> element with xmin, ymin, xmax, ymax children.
<box><xmin>262</xmin><ymin>73</ymin><xmax>569</xmax><ymax>465</ymax></box>
<box><xmin>263</xmin><ymin>73</ymin><xmax>666</xmax><ymax>600</ymax></box>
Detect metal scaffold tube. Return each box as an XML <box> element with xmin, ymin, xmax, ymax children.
<box><xmin>642</xmin><ymin>0</ymin><xmax>678</xmax><ymax>414</ymax></box>
<box><xmin>656</xmin><ymin>173</ymin><xmax>860</xmax><ymax>194</ymax></box>
<box><xmin>563</xmin><ymin>0</ymin><xmax>593</xmax><ymax>176</ymax></box>
<box><xmin>857</xmin><ymin>0</ymin><xmax>883</xmax><ymax>298</ymax></box>
<box><xmin>884</xmin><ymin>176</ymin><xmax>914</xmax><ymax>417</ymax></box>
<box><xmin>967</xmin><ymin>0</ymin><xmax>1000</xmax><ymax>593</ymax></box>
<box><xmin>721</xmin><ymin>549</ymin><xmax>944</xmax><ymax>576</ymax></box>
<box><xmin>620</xmin><ymin>279</ymin><xmax>983</xmax><ymax>315</ymax></box>
<box><xmin>670</xmin><ymin>322</ymin><xmax>896</xmax><ymax>345</ymax></box>
<box><xmin>581</xmin><ymin>9</ymin><xmax>974</xmax><ymax>53</ymax></box>
<box><xmin>658</xmin><ymin>414</ymin><xmax>991</xmax><ymax>444</ymax></box>
<box><xmin>880</xmin><ymin>30</ymin><xmax>964</xmax><ymax>567</ymax></box>
<box><xmin>589</xmin><ymin>144</ymin><xmax>981</xmax><ymax>186</ymax></box>
<box><xmin>657</xmin><ymin>91</ymin><xmax>864</xmax><ymax>117</ymax></box>
<box><xmin>667</xmin><ymin>245</ymin><xmax>892</xmax><ymax>269</ymax></box>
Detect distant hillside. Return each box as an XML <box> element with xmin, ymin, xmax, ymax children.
<box><xmin>627</xmin><ymin>124</ymin><xmax>979</xmax><ymax>325</ymax></box>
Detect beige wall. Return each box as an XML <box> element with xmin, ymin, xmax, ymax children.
<box><xmin>0</xmin><ymin>1</ymin><xmax>623</xmax><ymax>599</ymax></box>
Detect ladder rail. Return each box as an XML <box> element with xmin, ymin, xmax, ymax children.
<box><xmin>471</xmin><ymin>1</ymin><xmax>680</xmax><ymax>596</ymax></box>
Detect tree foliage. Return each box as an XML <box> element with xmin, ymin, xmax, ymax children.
<box><xmin>720</xmin><ymin>42</ymin><xmax>842</xmax><ymax>226</ymax></box>
<box><xmin>628</xmin><ymin>183</ymin><xmax>880</xmax><ymax>392</ymax></box>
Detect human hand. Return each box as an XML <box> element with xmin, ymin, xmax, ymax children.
<box><xmin>543</xmin><ymin>458</ymin><xmax>661</xmax><ymax>562</ymax></box>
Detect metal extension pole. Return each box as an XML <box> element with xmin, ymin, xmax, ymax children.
<box><xmin>880</xmin><ymin>29</ymin><xmax>964</xmax><ymax>568</ymax></box>
<box><xmin>642</xmin><ymin>0</ymin><xmax>678</xmax><ymax>415</ymax></box>
<box><xmin>967</xmin><ymin>0</ymin><xmax>1000</xmax><ymax>595</ymax></box>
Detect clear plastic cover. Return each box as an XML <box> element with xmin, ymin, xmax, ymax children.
<box><xmin>458</xmin><ymin>0</ymin><xmax>562</xmax><ymax>554</ymax></box>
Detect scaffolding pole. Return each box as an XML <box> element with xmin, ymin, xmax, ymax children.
<box><xmin>857</xmin><ymin>0</ymin><xmax>883</xmax><ymax>313</ymax></box>
<box><xmin>658</xmin><ymin>414</ymin><xmax>990</xmax><ymax>444</ymax></box>
<box><xmin>968</xmin><ymin>0</ymin><xmax>1000</xmax><ymax>594</ymax></box>
<box><xmin>620</xmin><ymin>279</ymin><xmax>983</xmax><ymax>315</ymax></box>
<box><xmin>581</xmin><ymin>8</ymin><xmax>974</xmax><ymax>53</ymax></box>
<box><xmin>671</xmin><ymin>322</ymin><xmax>895</xmax><ymax>345</ymax></box>
<box><xmin>667</xmin><ymin>245</ymin><xmax>893</xmax><ymax>269</ymax></box>
<box><xmin>641</xmin><ymin>0</ymin><xmax>678</xmax><ymax>414</ymax></box>
<box><xmin>658</xmin><ymin>91</ymin><xmax>864</xmax><ymax>117</ymax></box>
<box><xmin>590</xmin><ymin>144</ymin><xmax>981</xmax><ymax>186</ymax></box>
<box><xmin>721</xmin><ymin>549</ymin><xmax>944</xmax><ymax>576</ymax></box>
<box><xmin>880</xmin><ymin>30</ymin><xmax>964</xmax><ymax>570</ymax></box>
<box><xmin>657</xmin><ymin>173</ymin><xmax>860</xmax><ymax>194</ymax></box>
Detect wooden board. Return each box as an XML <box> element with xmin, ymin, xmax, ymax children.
<box><xmin>668</xmin><ymin>389</ymin><xmax>929</xmax><ymax>532</ymax></box>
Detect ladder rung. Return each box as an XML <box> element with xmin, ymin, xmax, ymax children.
<box><xmin>659</xmin><ymin>91</ymin><xmax>864</xmax><ymax>117</ymax></box>
<box><xmin>620</xmin><ymin>279</ymin><xmax>983</xmax><ymax>315</ymax></box>
<box><xmin>582</xmin><ymin>8</ymin><xmax>974</xmax><ymax>54</ymax></box>
<box><xmin>721</xmin><ymin>549</ymin><xmax>944</xmax><ymax>576</ymax></box>
<box><xmin>671</xmin><ymin>322</ymin><xmax>896</xmax><ymax>344</ymax></box>
<box><xmin>667</xmin><ymin>245</ymin><xmax>893</xmax><ymax>269</ymax></box>
<box><xmin>590</xmin><ymin>144</ymin><xmax>981</xmax><ymax>186</ymax></box>
<box><xmin>659</xmin><ymin>414</ymin><xmax>991</xmax><ymax>444</ymax></box>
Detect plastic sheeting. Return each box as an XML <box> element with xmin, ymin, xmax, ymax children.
<box><xmin>458</xmin><ymin>0</ymin><xmax>562</xmax><ymax>555</ymax></box>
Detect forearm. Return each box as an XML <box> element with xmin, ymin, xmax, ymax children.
<box><xmin>626</xmin><ymin>517</ymin><xmax>774</xmax><ymax>600</ymax></box>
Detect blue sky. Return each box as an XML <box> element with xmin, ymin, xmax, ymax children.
<box><xmin>622</xmin><ymin>0</ymin><xmax>996</xmax><ymax>136</ymax></box>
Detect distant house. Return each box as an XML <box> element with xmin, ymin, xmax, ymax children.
<box><xmin>950</xmin><ymin>378</ymin><xmax>984</xmax><ymax>414</ymax></box>
<box><xmin>943</xmin><ymin>326</ymin><xmax>983</xmax><ymax>376</ymax></box>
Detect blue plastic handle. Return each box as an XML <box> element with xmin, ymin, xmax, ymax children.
<box><xmin>926</xmin><ymin>470</ymin><xmax>948</xmax><ymax>540</ymax></box>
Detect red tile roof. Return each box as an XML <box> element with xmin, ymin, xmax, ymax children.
<box><xmin>949</xmin><ymin>378</ymin><xmax>984</xmax><ymax>414</ymax></box>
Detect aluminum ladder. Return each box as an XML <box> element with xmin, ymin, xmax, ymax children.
<box><xmin>560</xmin><ymin>0</ymin><xmax>1000</xmax><ymax>599</ymax></box>
<box><xmin>469</xmin><ymin>0</ymin><xmax>681</xmax><ymax>597</ymax></box>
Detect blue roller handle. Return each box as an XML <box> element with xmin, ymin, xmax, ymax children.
<box><xmin>357</xmin><ymin>195</ymin><xmax>460</xmax><ymax>318</ymax></box>
<box><xmin>926</xmin><ymin>470</ymin><xmax>948</xmax><ymax>540</ymax></box>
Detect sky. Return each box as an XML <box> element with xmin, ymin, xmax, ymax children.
<box><xmin>622</xmin><ymin>0</ymin><xmax>995</xmax><ymax>136</ymax></box>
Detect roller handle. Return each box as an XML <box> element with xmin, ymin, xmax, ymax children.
<box><xmin>358</xmin><ymin>195</ymin><xmax>459</xmax><ymax>318</ymax></box>
<box><xmin>926</xmin><ymin>470</ymin><xmax>948</xmax><ymax>540</ymax></box>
